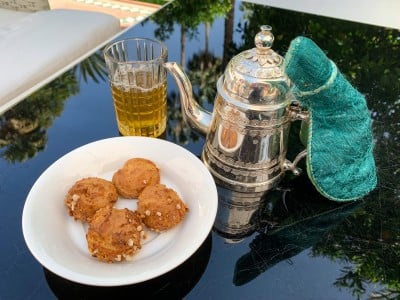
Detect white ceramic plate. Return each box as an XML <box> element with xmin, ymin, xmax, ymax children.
<box><xmin>22</xmin><ymin>137</ymin><xmax>218</xmax><ymax>286</ymax></box>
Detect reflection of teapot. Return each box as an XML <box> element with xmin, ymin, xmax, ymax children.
<box><xmin>213</xmin><ymin>183</ymin><xmax>268</xmax><ymax>242</ymax></box>
<box><xmin>165</xmin><ymin>25</ymin><xmax>307</xmax><ymax>192</ymax></box>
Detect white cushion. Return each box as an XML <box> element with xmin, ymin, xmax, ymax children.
<box><xmin>0</xmin><ymin>8</ymin><xmax>30</xmax><ymax>27</ymax></box>
<box><xmin>0</xmin><ymin>8</ymin><xmax>120</xmax><ymax>113</ymax></box>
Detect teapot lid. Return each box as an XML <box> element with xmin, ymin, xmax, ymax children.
<box><xmin>222</xmin><ymin>25</ymin><xmax>291</xmax><ymax>106</ymax></box>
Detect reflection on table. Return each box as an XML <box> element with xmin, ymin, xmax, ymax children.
<box><xmin>44</xmin><ymin>234</ymin><xmax>212</xmax><ymax>299</ymax></box>
<box><xmin>0</xmin><ymin>0</ymin><xmax>399</xmax><ymax>299</ymax></box>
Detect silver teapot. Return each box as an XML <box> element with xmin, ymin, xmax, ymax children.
<box><xmin>165</xmin><ymin>25</ymin><xmax>307</xmax><ymax>192</ymax></box>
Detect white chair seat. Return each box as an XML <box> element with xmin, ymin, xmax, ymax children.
<box><xmin>0</xmin><ymin>8</ymin><xmax>31</xmax><ymax>26</ymax></box>
<box><xmin>0</xmin><ymin>8</ymin><xmax>120</xmax><ymax>113</ymax></box>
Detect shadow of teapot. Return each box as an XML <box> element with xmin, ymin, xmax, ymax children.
<box><xmin>221</xmin><ymin>175</ymin><xmax>363</xmax><ymax>286</ymax></box>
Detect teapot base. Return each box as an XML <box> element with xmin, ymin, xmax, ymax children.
<box><xmin>201</xmin><ymin>150</ymin><xmax>285</xmax><ymax>193</ymax></box>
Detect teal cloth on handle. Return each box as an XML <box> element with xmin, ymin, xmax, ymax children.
<box><xmin>284</xmin><ymin>36</ymin><xmax>377</xmax><ymax>201</ymax></box>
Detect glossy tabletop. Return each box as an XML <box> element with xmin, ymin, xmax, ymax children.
<box><xmin>1</xmin><ymin>1</ymin><xmax>399</xmax><ymax>299</ymax></box>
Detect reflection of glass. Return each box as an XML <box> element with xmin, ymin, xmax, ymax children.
<box><xmin>44</xmin><ymin>234</ymin><xmax>212</xmax><ymax>298</ymax></box>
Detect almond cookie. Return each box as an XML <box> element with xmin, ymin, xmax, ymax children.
<box><xmin>86</xmin><ymin>206</ymin><xmax>145</xmax><ymax>263</ymax></box>
<box><xmin>137</xmin><ymin>183</ymin><xmax>188</xmax><ymax>232</ymax></box>
<box><xmin>65</xmin><ymin>177</ymin><xmax>118</xmax><ymax>223</ymax></box>
<box><xmin>112</xmin><ymin>158</ymin><xmax>160</xmax><ymax>198</ymax></box>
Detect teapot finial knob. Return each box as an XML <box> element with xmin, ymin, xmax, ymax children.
<box><xmin>255</xmin><ymin>25</ymin><xmax>274</xmax><ymax>50</ymax></box>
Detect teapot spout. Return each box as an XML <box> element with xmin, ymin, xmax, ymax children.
<box><xmin>164</xmin><ymin>62</ymin><xmax>212</xmax><ymax>135</ymax></box>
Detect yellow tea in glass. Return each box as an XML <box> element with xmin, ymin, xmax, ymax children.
<box><xmin>104</xmin><ymin>38</ymin><xmax>168</xmax><ymax>137</ymax></box>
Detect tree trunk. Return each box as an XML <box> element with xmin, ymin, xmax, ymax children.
<box><xmin>180</xmin><ymin>26</ymin><xmax>186</xmax><ymax>67</ymax></box>
<box><xmin>223</xmin><ymin>0</ymin><xmax>235</xmax><ymax>68</ymax></box>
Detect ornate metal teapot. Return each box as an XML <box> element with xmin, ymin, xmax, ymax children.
<box><xmin>165</xmin><ymin>25</ymin><xmax>307</xmax><ymax>192</ymax></box>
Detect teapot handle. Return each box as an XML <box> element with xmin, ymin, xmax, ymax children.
<box><xmin>282</xmin><ymin>102</ymin><xmax>309</xmax><ymax>175</ymax></box>
<box><xmin>283</xmin><ymin>149</ymin><xmax>307</xmax><ymax>175</ymax></box>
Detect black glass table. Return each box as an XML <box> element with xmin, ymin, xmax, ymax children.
<box><xmin>1</xmin><ymin>1</ymin><xmax>399</xmax><ymax>299</ymax></box>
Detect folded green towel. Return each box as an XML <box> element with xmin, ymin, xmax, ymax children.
<box><xmin>284</xmin><ymin>36</ymin><xmax>377</xmax><ymax>201</ymax></box>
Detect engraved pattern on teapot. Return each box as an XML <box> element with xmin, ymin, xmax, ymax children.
<box><xmin>242</xmin><ymin>49</ymin><xmax>283</xmax><ymax>73</ymax></box>
<box><xmin>204</xmin><ymin>149</ymin><xmax>281</xmax><ymax>177</ymax></box>
<box><xmin>214</xmin><ymin>102</ymin><xmax>291</xmax><ymax>136</ymax></box>
<box><xmin>205</xmin><ymin>148</ymin><xmax>281</xmax><ymax>173</ymax></box>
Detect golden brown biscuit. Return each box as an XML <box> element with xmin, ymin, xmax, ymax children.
<box><xmin>112</xmin><ymin>158</ymin><xmax>160</xmax><ymax>198</ymax></box>
<box><xmin>65</xmin><ymin>177</ymin><xmax>118</xmax><ymax>222</ymax></box>
<box><xmin>137</xmin><ymin>183</ymin><xmax>188</xmax><ymax>232</ymax></box>
<box><xmin>86</xmin><ymin>206</ymin><xmax>145</xmax><ymax>263</ymax></box>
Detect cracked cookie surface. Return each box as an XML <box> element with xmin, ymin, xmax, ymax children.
<box><xmin>86</xmin><ymin>206</ymin><xmax>145</xmax><ymax>263</ymax></box>
<box><xmin>137</xmin><ymin>183</ymin><xmax>188</xmax><ymax>232</ymax></box>
<box><xmin>64</xmin><ymin>177</ymin><xmax>118</xmax><ymax>223</ymax></box>
<box><xmin>112</xmin><ymin>158</ymin><xmax>160</xmax><ymax>198</ymax></box>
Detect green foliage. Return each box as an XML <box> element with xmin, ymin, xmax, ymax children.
<box><xmin>187</xmin><ymin>51</ymin><xmax>223</xmax><ymax>104</ymax></box>
<box><xmin>0</xmin><ymin>70</ymin><xmax>78</xmax><ymax>163</ymax></box>
<box><xmin>151</xmin><ymin>0</ymin><xmax>232</xmax><ymax>40</ymax></box>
